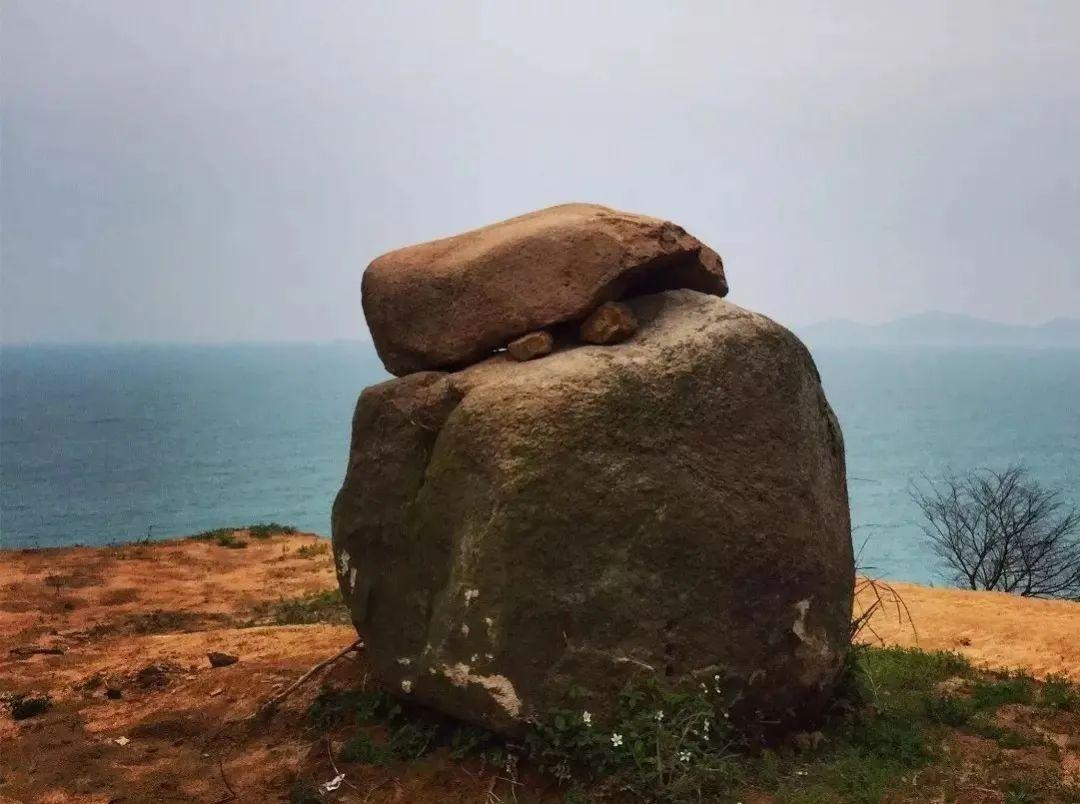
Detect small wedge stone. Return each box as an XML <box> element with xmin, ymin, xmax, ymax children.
<box><xmin>507</xmin><ymin>331</ymin><xmax>554</xmax><ymax>362</ymax></box>
<box><xmin>580</xmin><ymin>302</ymin><xmax>637</xmax><ymax>345</ymax></box>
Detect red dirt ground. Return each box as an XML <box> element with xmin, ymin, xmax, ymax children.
<box><xmin>2</xmin><ymin>533</ymin><xmax>1078</xmax><ymax>802</ymax></box>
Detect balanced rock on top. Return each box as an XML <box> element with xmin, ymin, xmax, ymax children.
<box><xmin>362</xmin><ymin>203</ymin><xmax>726</xmax><ymax>375</ymax></box>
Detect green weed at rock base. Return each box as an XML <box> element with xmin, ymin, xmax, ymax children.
<box><xmin>304</xmin><ymin>646</ymin><xmax>1078</xmax><ymax>804</ymax></box>
<box><xmin>286</xmin><ymin>777</ymin><xmax>321</xmax><ymax>804</ymax></box>
<box><xmin>338</xmin><ymin>732</ymin><xmax>389</xmax><ymax>764</ymax></box>
<box><xmin>307</xmin><ymin>686</ymin><xmax>484</xmax><ymax>771</ymax></box>
<box><xmin>307</xmin><ymin>687</ymin><xmax>396</xmax><ymax>732</ymax></box>
<box><xmin>526</xmin><ymin>677</ymin><xmax>743</xmax><ymax>801</ymax></box>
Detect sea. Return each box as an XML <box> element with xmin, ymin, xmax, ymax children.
<box><xmin>1</xmin><ymin>342</ymin><xmax>1077</xmax><ymax>585</ymax></box>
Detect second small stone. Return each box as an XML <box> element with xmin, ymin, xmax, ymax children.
<box><xmin>507</xmin><ymin>330</ymin><xmax>555</xmax><ymax>362</ymax></box>
<box><xmin>580</xmin><ymin>301</ymin><xmax>638</xmax><ymax>345</ymax></box>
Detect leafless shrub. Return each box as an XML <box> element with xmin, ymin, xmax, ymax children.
<box><xmin>910</xmin><ymin>464</ymin><xmax>1080</xmax><ymax>600</ymax></box>
<box><xmin>851</xmin><ymin>575</ymin><xmax>917</xmax><ymax>644</ymax></box>
<box><xmin>850</xmin><ymin>534</ymin><xmax>917</xmax><ymax>644</ymax></box>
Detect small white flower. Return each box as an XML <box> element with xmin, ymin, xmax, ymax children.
<box><xmin>400</xmin><ymin>679</ymin><xmax>413</xmax><ymax>693</ymax></box>
<box><xmin>582</xmin><ymin>711</ymin><xmax>592</xmax><ymax>726</ymax></box>
<box><xmin>723</xmin><ymin>711</ymin><xmax>730</xmax><ymax>719</ymax></box>
<box><xmin>795</xmin><ymin>769</ymin><xmax>807</xmax><ymax>777</ymax></box>
<box><xmin>611</xmin><ymin>732</ymin><xmax>623</xmax><ymax>747</ymax></box>
<box><xmin>464</xmin><ymin>588</ymin><xmax>479</xmax><ymax>605</ymax></box>
<box><xmin>678</xmin><ymin>749</ymin><xmax>692</xmax><ymax>763</ymax></box>
<box><xmin>713</xmin><ymin>674</ymin><xmax>720</xmax><ymax>682</ymax></box>
<box><xmin>654</xmin><ymin>710</ymin><xmax>665</xmax><ymax>722</ymax></box>
<box><xmin>460</xmin><ymin>623</ymin><xmax>470</xmax><ymax>636</ymax></box>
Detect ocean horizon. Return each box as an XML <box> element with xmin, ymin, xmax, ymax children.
<box><xmin>2</xmin><ymin>340</ymin><xmax>1077</xmax><ymax>586</ymax></box>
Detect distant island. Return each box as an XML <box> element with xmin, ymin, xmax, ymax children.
<box><xmin>796</xmin><ymin>311</ymin><xmax>1080</xmax><ymax>348</ymax></box>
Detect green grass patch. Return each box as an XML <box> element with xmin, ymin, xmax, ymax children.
<box><xmin>192</xmin><ymin>527</ymin><xmax>233</xmax><ymax>540</ymax></box>
<box><xmin>192</xmin><ymin>523</ymin><xmax>297</xmax><ymax>545</ymax></box>
<box><xmin>526</xmin><ymin>677</ymin><xmax>743</xmax><ymax>799</ymax></box>
<box><xmin>846</xmin><ymin>646</ymin><xmax>970</xmax><ymax>713</ymax></box>
<box><xmin>259</xmin><ymin>589</ymin><xmax>349</xmax><ymax>626</ymax></box>
<box><xmin>337</xmin><ymin>722</ymin><xmax>439</xmax><ymax>765</ymax></box>
<box><xmin>1004</xmin><ymin>779</ymin><xmax>1038</xmax><ymax>804</ymax></box>
<box><xmin>970</xmin><ymin>675</ymin><xmax>1035</xmax><ymax>710</ymax></box>
<box><xmin>302</xmin><ymin>645</ymin><xmax>1072</xmax><ymax>804</ymax></box>
<box><xmin>307</xmin><ymin>686</ymin><xmax>494</xmax><ymax>771</ymax></box>
<box><xmin>246</xmin><ymin>522</ymin><xmax>297</xmax><ymax>539</ymax></box>
<box><xmin>192</xmin><ymin>528</ymin><xmax>247</xmax><ymax>549</ymax></box>
<box><xmin>294</xmin><ymin>542</ymin><xmax>328</xmax><ymax>559</ymax></box>
<box><xmin>308</xmin><ymin>687</ymin><xmax>396</xmax><ymax>732</ymax></box>
<box><xmin>772</xmin><ymin>747</ymin><xmax>914</xmax><ymax>804</ymax></box>
<box><xmin>1039</xmin><ymin>673</ymin><xmax>1077</xmax><ymax>711</ymax></box>
<box><xmin>924</xmin><ymin>693</ymin><xmax>973</xmax><ymax>726</ymax></box>
<box><xmin>967</xmin><ymin>717</ymin><xmax>1035</xmax><ymax>749</ymax></box>
<box><xmin>525</xmin><ymin>646</ymin><xmax>1050</xmax><ymax>802</ymax></box>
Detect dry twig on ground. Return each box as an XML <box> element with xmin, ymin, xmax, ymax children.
<box><xmin>250</xmin><ymin>638</ymin><xmax>364</xmax><ymax>720</ymax></box>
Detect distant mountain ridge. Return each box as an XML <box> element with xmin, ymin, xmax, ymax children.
<box><xmin>795</xmin><ymin>312</ymin><xmax>1080</xmax><ymax>348</ymax></box>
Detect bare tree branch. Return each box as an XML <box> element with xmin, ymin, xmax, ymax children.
<box><xmin>909</xmin><ymin>464</ymin><xmax>1080</xmax><ymax>600</ymax></box>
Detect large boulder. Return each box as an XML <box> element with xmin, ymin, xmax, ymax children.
<box><xmin>332</xmin><ymin>290</ymin><xmax>853</xmax><ymax>736</ymax></box>
<box><xmin>361</xmin><ymin>203</ymin><xmax>727</xmax><ymax>375</ymax></box>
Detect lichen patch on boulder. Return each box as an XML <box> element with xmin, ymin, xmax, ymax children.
<box><xmin>441</xmin><ymin>662</ymin><xmax>522</xmax><ymax>718</ymax></box>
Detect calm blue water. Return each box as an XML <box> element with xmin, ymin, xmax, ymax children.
<box><xmin>0</xmin><ymin>343</ymin><xmax>387</xmax><ymax>550</ymax></box>
<box><xmin>1</xmin><ymin>343</ymin><xmax>1077</xmax><ymax>584</ymax></box>
<box><xmin>812</xmin><ymin>348</ymin><xmax>1079</xmax><ymax>582</ymax></box>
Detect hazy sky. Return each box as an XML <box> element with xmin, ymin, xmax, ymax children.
<box><xmin>2</xmin><ymin>1</ymin><xmax>1078</xmax><ymax>343</ymax></box>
